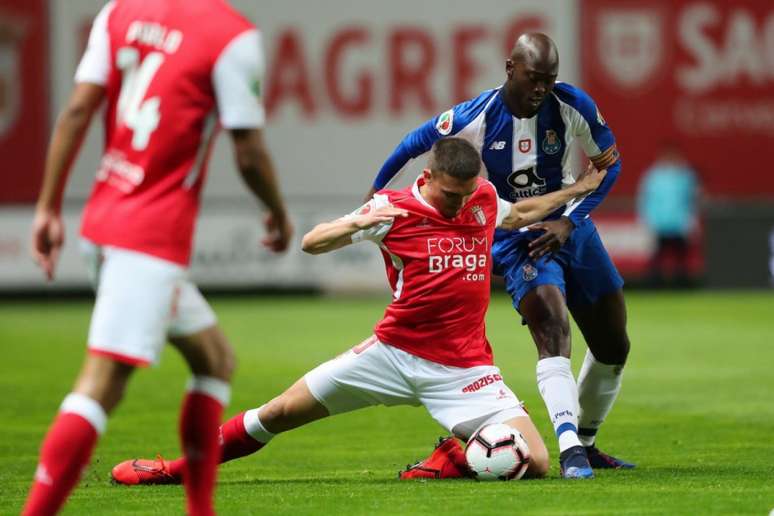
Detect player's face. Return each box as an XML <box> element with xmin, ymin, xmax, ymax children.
<box><xmin>504</xmin><ymin>58</ymin><xmax>558</xmax><ymax>117</ymax></box>
<box><xmin>422</xmin><ymin>169</ymin><xmax>479</xmax><ymax>218</ymax></box>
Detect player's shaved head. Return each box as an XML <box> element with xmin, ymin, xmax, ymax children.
<box><xmin>428</xmin><ymin>138</ymin><xmax>481</xmax><ymax>180</ymax></box>
<box><xmin>510</xmin><ymin>32</ymin><xmax>559</xmax><ymax>70</ymax></box>
<box><xmin>503</xmin><ymin>32</ymin><xmax>560</xmax><ymax>118</ymax></box>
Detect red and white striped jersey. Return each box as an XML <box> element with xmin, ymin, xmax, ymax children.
<box><xmin>76</xmin><ymin>0</ymin><xmax>264</xmax><ymax>265</ymax></box>
<box><xmin>350</xmin><ymin>176</ymin><xmax>511</xmax><ymax>368</ymax></box>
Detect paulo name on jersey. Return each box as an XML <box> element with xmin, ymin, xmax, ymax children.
<box><xmin>373</xmin><ymin>83</ymin><xmax>622</xmax><ymax>244</ymax></box>
<box><xmin>75</xmin><ymin>0</ymin><xmax>265</xmax><ymax>265</ymax></box>
<box><xmin>350</xmin><ymin>176</ymin><xmax>512</xmax><ymax>368</ymax></box>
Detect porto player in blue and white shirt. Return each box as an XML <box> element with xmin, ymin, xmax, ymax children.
<box><xmin>370</xmin><ymin>33</ymin><xmax>634</xmax><ymax>479</ymax></box>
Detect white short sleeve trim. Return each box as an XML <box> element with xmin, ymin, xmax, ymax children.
<box><xmin>486</xmin><ymin>180</ymin><xmax>512</xmax><ymax>227</ymax></box>
<box><xmin>74</xmin><ymin>1</ymin><xmax>115</xmax><ymax>85</ymax></box>
<box><xmin>213</xmin><ymin>29</ymin><xmax>265</xmax><ymax>128</ymax></box>
<box><xmin>346</xmin><ymin>193</ymin><xmax>393</xmax><ymax>244</ymax></box>
<box><xmin>496</xmin><ymin>196</ymin><xmax>512</xmax><ymax>227</ymax></box>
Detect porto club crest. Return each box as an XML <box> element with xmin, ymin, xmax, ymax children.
<box><xmin>542</xmin><ymin>129</ymin><xmax>561</xmax><ymax>155</ymax></box>
<box><xmin>522</xmin><ymin>263</ymin><xmax>538</xmax><ymax>281</ymax></box>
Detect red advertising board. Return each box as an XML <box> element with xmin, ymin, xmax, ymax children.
<box><xmin>0</xmin><ymin>0</ymin><xmax>48</xmax><ymax>203</ymax></box>
<box><xmin>581</xmin><ymin>0</ymin><xmax>774</xmax><ymax>198</ymax></box>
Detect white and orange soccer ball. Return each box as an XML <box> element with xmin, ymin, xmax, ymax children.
<box><xmin>464</xmin><ymin>423</ymin><xmax>531</xmax><ymax>481</ymax></box>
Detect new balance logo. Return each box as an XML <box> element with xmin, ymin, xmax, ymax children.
<box><xmin>489</xmin><ymin>141</ymin><xmax>506</xmax><ymax>150</ymax></box>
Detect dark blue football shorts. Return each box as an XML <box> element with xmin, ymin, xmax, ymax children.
<box><xmin>492</xmin><ymin>218</ymin><xmax>624</xmax><ymax>315</ymax></box>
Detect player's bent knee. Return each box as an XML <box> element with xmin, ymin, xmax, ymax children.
<box><xmin>526</xmin><ymin>442</ymin><xmax>550</xmax><ymax>478</ymax></box>
<box><xmin>204</xmin><ymin>327</ymin><xmax>236</xmax><ymax>380</ymax></box>
<box><xmin>217</xmin><ymin>343</ymin><xmax>237</xmax><ymax>381</ymax></box>
<box><xmin>531</xmin><ymin>320</ymin><xmax>571</xmax><ymax>358</ymax></box>
<box><xmin>503</xmin><ymin>415</ymin><xmax>550</xmax><ymax>478</ymax></box>
<box><xmin>170</xmin><ymin>325</ymin><xmax>236</xmax><ymax>381</ymax></box>
<box><xmin>521</xmin><ymin>289</ymin><xmax>571</xmax><ymax>357</ymax></box>
<box><xmin>590</xmin><ymin>333</ymin><xmax>630</xmax><ymax>365</ymax></box>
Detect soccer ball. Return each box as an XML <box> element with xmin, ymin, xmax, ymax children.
<box><xmin>465</xmin><ymin>423</ymin><xmax>531</xmax><ymax>481</ymax></box>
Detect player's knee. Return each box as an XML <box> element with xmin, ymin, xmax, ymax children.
<box><xmin>522</xmin><ymin>289</ymin><xmax>571</xmax><ymax>357</ymax></box>
<box><xmin>527</xmin><ymin>442</ymin><xmax>550</xmax><ymax>478</ymax></box>
<box><xmin>590</xmin><ymin>332</ymin><xmax>630</xmax><ymax>365</ymax></box>
<box><xmin>217</xmin><ymin>344</ymin><xmax>237</xmax><ymax>381</ymax></box>
<box><xmin>200</xmin><ymin>331</ymin><xmax>237</xmax><ymax>381</ymax></box>
<box><xmin>531</xmin><ymin>319</ymin><xmax>571</xmax><ymax>358</ymax></box>
<box><xmin>616</xmin><ymin>335</ymin><xmax>631</xmax><ymax>364</ymax></box>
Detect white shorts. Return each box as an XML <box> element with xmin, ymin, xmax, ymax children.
<box><xmin>304</xmin><ymin>336</ymin><xmax>528</xmax><ymax>439</ymax></box>
<box><xmin>80</xmin><ymin>240</ymin><xmax>217</xmax><ymax>366</ymax></box>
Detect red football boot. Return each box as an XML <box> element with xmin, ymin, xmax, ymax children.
<box><xmin>111</xmin><ymin>455</ymin><xmax>181</xmax><ymax>485</ymax></box>
<box><xmin>399</xmin><ymin>437</ymin><xmax>471</xmax><ymax>480</ymax></box>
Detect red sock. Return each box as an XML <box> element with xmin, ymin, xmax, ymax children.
<box><xmin>168</xmin><ymin>411</ymin><xmax>264</xmax><ymax>479</ymax></box>
<box><xmin>23</xmin><ymin>412</ymin><xmax>99</xmax><ymax>516</ymax></box>
<box><xmin>180</xmin><ymin>384</ymin><xmax>227</xmax><ymax>516</ymax></box>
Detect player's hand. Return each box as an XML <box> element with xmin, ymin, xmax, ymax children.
<box><xmin>575</xmin><ymin>162</ymin><xmax>607</xmax><ymax>194</ymax></box>
<box><xmin>262</xmin><ymin>211</ymin><xmax>293</xmax><ymax>253</ymax></box>
<box><xmin>527</xmin><ymin>217</ymin><xmax>574</xmax><ymax>260</ymax></box>
<box><xmin>31</xmin><ymin>209</ymin><xmax>64</xmax><ymax>281</ymax></box>
<box><xmin>352</xmin><ymin>206</ymin><xmax>408</xmax><ymax>230</ymax></box>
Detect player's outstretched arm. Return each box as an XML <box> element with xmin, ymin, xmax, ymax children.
<box><xmin>230</xmin><ymin>128</ymin><xmax>293</xmax><ymax>252</ymax></box>
<box><xmin>31</xmin><ymin>82</ymin><xmax>104</xmax><ymax>280</ymax></box>
<box><xmin>499</xmin><ymin>165</ymin><xmax>607</xmax><ymax>230</ymax></box>
<box><xmin>302</xmin><ymin>206</ymin><xmax>408</xmax><ymax>255</ymax></box>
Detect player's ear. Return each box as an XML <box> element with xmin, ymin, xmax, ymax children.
<box><xmin>505</xmin><ymin>59</ymin><xmax>514</xmax><ymax>77</ymax></box>
<box><xmin>422</xmin><ymin>168</ymin><xmax>432</xmax><ymax>182</ymax></box>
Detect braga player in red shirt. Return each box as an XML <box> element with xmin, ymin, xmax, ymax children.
<box><xmin>111</xmin><ymin>138</ymin><xmax>606</xmax><ymax>485</ymax></box>
<box><xmin>24</xmin><ymin>1</ymin><xmax>291</xmax><ymax>514</ymax></box>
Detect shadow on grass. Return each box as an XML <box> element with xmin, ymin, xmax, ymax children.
<box><xmin>219</xmin><ymin>462</ymin><xmax>774</xmax><ymax>487</ymax></box>
<box><xmin>222</xmin><ymin>477</ymin><xmax>475</xmax><ymax>487</ymax></box>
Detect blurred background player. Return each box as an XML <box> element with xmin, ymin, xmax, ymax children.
<box><xmin>368</xmin><ymin>33</ymin><xmax>633</xmax><ymax>478</ymax></box>
<box><xmin>23</xmin><ymin>1</ymin><xmax>291</xmax><ymax>514</ymax></box>
<box><xmin>109</xmin><ymin>138</ymin><xmax>607</xmax><ymax>486</ymax></box>
<box><xmin>637</xmin><ymin>142</ymin><xmax>700</xmax><ymax>288</ymax></box>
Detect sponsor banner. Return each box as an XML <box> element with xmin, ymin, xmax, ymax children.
<box><xmin>581</xmin><ymin>0</ymin><xmax>774</xmax><ymax>197</ymax></box>
<box><xmin>1</xmin><ymin>208</ymin><xmax>701</xmax><ymax>290</ymax></box>
<box><xmin>0</xmin><ymin>205</ymin><xmax>391</xmax><ymax>291</ymax></box>
<box><xmin>0</xmin><ymin>0</ymin><xmax>48</xmax><ymax>203</ymax></box>
<box><xmin>46</xmin><ymin>0</ymin><xmax>579</xmax><ymax>203</ymax></box>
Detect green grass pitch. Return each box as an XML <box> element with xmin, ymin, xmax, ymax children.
<box><xmin>1</xmin><ymin>291</ymin><xmax>772</xmax><ymax>515</ymax></box>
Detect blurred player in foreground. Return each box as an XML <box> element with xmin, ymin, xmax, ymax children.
<box><xmin>368</xmin><ymin>33</ymin><xmax>634</xmax><ymax>478</ymax></box>
<box><xmin>111</xmin><ymin>138</ymin><xmax>606</xmax><ymax>485</ymax></box>
<box><xmin>24</xmin><ymin>1</ymin><xmax>291</xmax><ymax>514</ymax></box>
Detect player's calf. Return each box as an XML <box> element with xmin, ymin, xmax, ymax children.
<box><xmin>112</xmin><ymin>409</ymin><xmax>273</xmax><ymax>486</ymax></box>
<box><xmin>258</xmin><ymin>378</ymin><xmax>330</xmax><ymax>433</ymax></box>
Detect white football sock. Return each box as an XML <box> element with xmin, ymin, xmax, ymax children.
<box><xmin>577</xmin><ymin>349</ymin><xmax>625</xmax><ymax>447</ymax></box>
<box><xmin>536</xmin><ymin>356</ymin><xmax>581</xmax><ymax>453</ymax></box>
<box><xmin>243</xmin><ymin>405</ymin><xmax>275</xmax><ymax>443</ymax></box>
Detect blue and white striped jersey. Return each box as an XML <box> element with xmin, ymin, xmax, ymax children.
<box><xmin>374</xmin><ymin>82</ymin><xmax>621</xmax><ymax>238</ymax></box>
